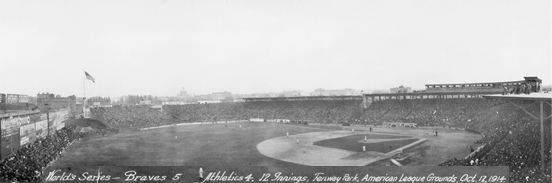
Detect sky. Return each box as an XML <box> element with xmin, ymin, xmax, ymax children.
<box><xmin>1</xmin><ymin>0</ymin><xmax>550</xmax><ymax>98</ymax></box>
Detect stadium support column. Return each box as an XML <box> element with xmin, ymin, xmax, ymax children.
<box><xmin>540</xmin><ymin>101</ymin><xmax>544</xmax><ymax>174</ymax></box>
<box><xmin>363</xmin><ymin>95</ymin><xmax>367</xmax><ymax>108</ymax></box>
<box><xmin>47</xmin><ymin>112</ymin><xmax>50</xmax><ymax>136</ymax></box>
<box><xmin>83</xmin><ymin>70</ymin><xmax>86</xmax><ymax>118</ymax></box>
<box><xmin>0</xmin><ymin>117</ymin><xmax>2</xmax><ymax>159</ymax></box>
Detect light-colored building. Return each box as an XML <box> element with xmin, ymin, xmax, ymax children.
<box><xmin>310</xmin><ymin>88</ymin><xmax>357</xmax><ymax>96</ymax></box>
<box><xmin>1</xmin><ymin>93</ymin><xmax>29</xmax><ymax>104</ymax></box>
<box><xmin>139</xmin><ymin>100</ymin><xmax>152</xmax><ymax>105</ymax></box>
<box><xmin>177</xmin><ymin>88</ymin><xmax>191</xmax><ymax>99</ymax></box>
<box><xmin>390</xmin><ymin>85</ymin><xmax>412</xmax><ymax>93</ymax></box>
<box><xmin>280</xmin><ymin>90</ymin><xmax>302</xmax><ymax>97</ymax></box>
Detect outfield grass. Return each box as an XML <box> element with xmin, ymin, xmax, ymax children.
<box><xmin>46</xmin><ymin>122</ymin><xmax>341</xmax><ymax>172</ymax></box>
<box><xmin>313</xmin><ymin>134</ymin><xmax>418</xmax><ymax>153</ymax></box>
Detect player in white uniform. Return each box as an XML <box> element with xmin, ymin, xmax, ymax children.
<box><xmin>199</xmin><ymin>167</ymin><xmax>204</xmax><ymax>182</ymax></box>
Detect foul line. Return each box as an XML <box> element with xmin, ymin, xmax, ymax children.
<box><xmin>357</xmin><ymin>138</ymin><xmax>428</xmax><ymax>166</ymax></box>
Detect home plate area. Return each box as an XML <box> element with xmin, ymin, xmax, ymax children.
<box><xmin>256</xmin><ymin>130</ymin><xmax>426</xmax><ymax>166</ymax></box>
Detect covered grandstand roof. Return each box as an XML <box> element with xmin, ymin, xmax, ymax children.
<box><xmin>426</xmin><ymin>76</ymin><xmax>541</xmax><ymax>86</ymax></box>
<box><xmin>482</xmin><ymin>93</ymin><xmax>552</xmax><ymax>101</ymax></box>
<box><xmin>243</xmin><ymin>95</ymin><xmax>362</xmax><ymax>102</ymax></box>
<box><xmin>364</xmin><ymin>91</ymin><xmax>502</xmax><ymax>97</ymax></box>
<box><xmin>425</xmin><ymin>80</ymin><xmax>527</xmax><ymax>86</ymax></box>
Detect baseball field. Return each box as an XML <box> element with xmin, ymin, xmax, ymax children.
<box><xmin>42</xmin><ymin>121</ymin><xmax>481</xmax><ymax>181</ymax></box>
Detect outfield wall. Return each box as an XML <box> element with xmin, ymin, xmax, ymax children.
<box><xmin>0</xmin><ymin>108</ymin><xmax>70</xmax><ymax>160</ymax></box>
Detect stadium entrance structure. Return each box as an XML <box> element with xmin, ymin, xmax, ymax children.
<box><xmin>483</xmin><ymin>93</ymin><xmax>552</xmax><ymax>175</ymax></box>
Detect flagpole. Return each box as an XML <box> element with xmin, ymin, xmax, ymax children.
<box><xmin>83</xmin><ymin>69</ymin><xmax>86</xmax><ymax>118</ymax></box>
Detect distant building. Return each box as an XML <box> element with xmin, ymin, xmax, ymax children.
<box><xmin>280</xmin><ymin>90</ymin><xmax>302</xmax><ymax>97</ymax></box>
<box><xmin>372</xmin><ymin>89</ymin><xmax>390</xmax><ymax>94</ymax></box>
<box><xmin>232</xmin><ymin>90</ymin><xmax>301</xmax><ymax>99</ymax></box>
<box><xmin>542</xmin><ymin>85</ymin><xmax>551</xmax><ymax>93</ymax></box>
<box><xmin>36</xmin><ymin>93</ymin><xmax>78</xmax><ymax>116</ymax></box>
<box><xmin>162</xmin><ymin>101</ymin><xmax>195</xmax><ymax>105</ymax></box>
<box><xmin>0</xmin><ymin>93</ymin><xmax>34</xmax><ymax>111</ymax></box>
<box><xmin>211</xmin><ymin>91</ymin><xmax>232</xmax><ymax>101</ymax></box>
<box><xmin>37</xmin><ymin>93</ymin><xmax>76</xmax><ymax>108</ymax></box>
<box><xmin>177</xmin><ymin>88</ymin><xmax>191</xmax><ymax>99</ymax></box>
<box><xmin>139</xmin><ymin>100</ymin><xmax>152</xmax><ymax>105</ymax></box>
<box><xmin>0</xmin><ymin>93</ymin><xmax>29</xmax><ymax>104</ymax></box>
<box><xmin>87</xmin><ymin>96</ymin><xmax>111</xmax><ymax>106</ymax></box>
<box><xmin>359</xmin><ymin>90</ymin><xmax>374</xmax><ymax>94</ymax></box>
<box><xmin>233</xmin><ymin>98</ymin><xmax>245</xmax><ymax>102</ymax></box>
<box><xmin>390</xmin><ymin>85</ymin><xmax>412</xmax><ymax>93</ymax></box>
<box><xmin>310</xmin><ymin>88</ymin><xmax>357</xmax><ymax>96</ymax></box>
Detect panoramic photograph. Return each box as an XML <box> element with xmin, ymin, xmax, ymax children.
<box><xmin>0</xmin><ymin>0</ymin><xmax>550</xmax><ymax>183</ymax></box>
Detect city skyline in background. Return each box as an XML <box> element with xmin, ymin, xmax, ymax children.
<box><xmin>1</xmin><ymin>0</ymin><xmax>550</xmax><ymax>99</ymax></box>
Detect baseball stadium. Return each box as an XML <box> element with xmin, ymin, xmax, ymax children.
<box><xmin>1</xmin><ymin>77</ymin><xmax>551</xmax><ymax>182</ymax></box>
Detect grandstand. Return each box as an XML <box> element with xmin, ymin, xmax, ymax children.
<box><xmin>425</xmin><ymin>76</ymin><xmax>542</xmax><ymax>93</ymax></box>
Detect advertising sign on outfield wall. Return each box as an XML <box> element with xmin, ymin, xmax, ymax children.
<box><xmin>20</xmin><ymin>136</ymin><xmax>29</xmax><ymax>146</ymax></box>
<box><xmin>19</xmin><ymin>123</ymin><xmax>35</xmax><ymax>137</ymax></box>
<box><xmin>249</xmin><ymin>118</ymin><xmax>265</xmax><ymax>122</ymax></box>
<box><xmin>36</xmin><ymin>120</ymin><xmax>47</xmax><ymax>130</ymax></box>
<box><xmin>1</xmin><ymin>117</ymin><xmax>21</xmax><ymax>138</ymax></box>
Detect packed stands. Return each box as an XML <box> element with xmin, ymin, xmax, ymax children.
<box><xmin>90</xmin><ymin>106</ymin><xmax>177</xmax><ymax>129</ymax></box>
<box><xmin>0</xmin><ymin>125</ymin><xmax>80</xmax><ymax>183</ymax></box>
<box><xmin>163</xmin><ymin>100</ymin><xmax>360</xmax><ymax>124</ymax></box>
<box><xmin>436</xmin><ymin>101</ymin><xmax>552</xmax><ymax>182</ymax></box>
<box><xmin>366</xmin><ymin>98</ymin><xmax>551</xmax><ymax>181</ymax></box>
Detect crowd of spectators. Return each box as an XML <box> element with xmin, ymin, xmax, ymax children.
<box><xmin>0</xmin><ymin>125</ymin><xmax>80</xmax><ymax>182</ymax></box>
<box><xmin>434</xmin><ymin>100</ymin><xmax>551</xmax><ymax>182</ymax></box>
<box><xmin>79</xmin><ymin>127</ymin><xmax>119</xmax><ymax>137</ymax></box>
<box><xmin>505</xmin><ymin>82</ymin><xmax>539</xmax><ymax>95</ymax></box>
<box><xmin>365</xmin><ymin>98</ymin><xmax>551</xmax><ymax>181</ymax></box>
<box><xmin>90</xmin><ymin>106</ymin><xmax>177</xmax><ymax>130</ymax></box>
<box><xmin>365</xmin><ymin>98</ymin><xmax>514</xmax><ymax>130</ymax></box>
<box><xmin>163</xmin><ymin>100</ymin><xmax>360</xmax><ymax>124</ymax></box>
<box><xmin>164</xmin><ymin>103</ymin><xmax>246</xmax><ymax>122</ymax></box>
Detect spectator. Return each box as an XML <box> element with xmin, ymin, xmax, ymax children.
<box><xmin>0</xmin><ymin>125</ymin><xmax>80</xmax><ymax>182</ymax></box>
<box><xmin>520</xmin><ymin>84</ymin><xmax>526</xmax><ymax>94</ymax></box>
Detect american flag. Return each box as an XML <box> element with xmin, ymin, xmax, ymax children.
<box><xmin>85</xmin><ymin>71</ymin><xmax>95</xmax><ymax>83</ymax></box>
